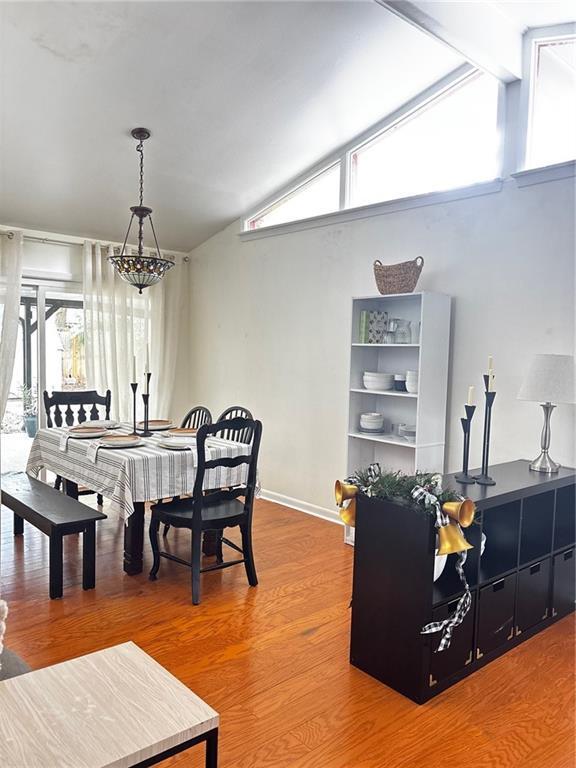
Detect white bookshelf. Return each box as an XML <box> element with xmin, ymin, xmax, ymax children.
<box><xmin>344</xmin><ymin>291</ymin><xmax>451</xmax><ymax>544</ymax></box>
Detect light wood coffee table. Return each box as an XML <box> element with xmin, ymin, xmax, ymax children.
<box><xmin>0</xmin><ymin>641</ymin><xmax>219</xmax><ymax>767</ymax></box>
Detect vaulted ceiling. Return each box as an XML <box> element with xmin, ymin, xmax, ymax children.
<box><xmin>0</xmin><ymin>2</ymin><xmax>572</xmax><ymax>251</ymax></box>
<box><xmin>0</xmin><ymin>2</ymin><xmax>463</xmax><ymax>250</ymax></box>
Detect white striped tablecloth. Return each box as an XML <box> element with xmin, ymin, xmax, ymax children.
<box><xmin>26</xmin><ymin>425</ymin><xmax>250</xmax><ymax>520</ymax></box>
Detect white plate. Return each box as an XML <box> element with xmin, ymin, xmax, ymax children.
<box><xmin>68</xmin><ymin>428</ymin><xmax>108</xmax><ymax>439</ymax></box>
<box><xmin>136</xmin><ymin>419</ymin><xmax>173</xmax><ymax>431</ymax></box>
<box><xmin>158</xmin><ymin>439</ymin><xmax>193</xmax><ymax>450</ymax></box>
<box><xmin>88</xmin><ymin>420</ymin><xmax>120</xmax><ymax>429</ymax></box>
<box><xmin>99</xmin><ymin>435</ymin><xmax>143</xmax><ymax>449</ymax></box>
<box><xmin>167</xmin><ymin>428</ymin><xmax>197</xmax><ymax>438</ymax></box>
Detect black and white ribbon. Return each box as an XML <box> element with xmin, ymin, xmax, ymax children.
<box><xmin>421</xmin><ymin>552</ymin><xmax>471</xmax><ymax>652</ymax></box>
<box><xmin>346</xmin><ymin>462</ymin><xmax>381</xmax><ymax>496</ymax></box>
<box><xmin>412</xmin><ymin>482</ymin><xmax>472</xmax><ymax>652</ymax></box>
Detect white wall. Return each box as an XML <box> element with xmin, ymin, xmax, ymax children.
<box><xmin>179</xmin><ymin>176</ymin><xmax>575</xmax><ymax>515</ymax></box>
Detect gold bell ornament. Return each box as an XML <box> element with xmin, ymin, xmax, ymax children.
<box><xmin>335</xmin><ymin>480</ymin><xmax>358</xmax><ymax>527</ymax></box>
<box><xmin>436</xmin><ymin>499</ymin><xmax>476</xmax><ymax>555</ymax></box>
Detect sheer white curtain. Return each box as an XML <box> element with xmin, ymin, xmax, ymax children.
<box><xmin>0</xmin><ymin>231</ymin><xmax>23</xmax><ymax>420</ymax></box>
<box><xmin>83</xmin><ymin>242</ymin><xmax>184</xmax><ymax>423</ymax></box>
<box><xmin>150</xmin><ymin>260</ymin><xmax>185</xmax><ymax>420</ymax></box>
<box><xmin>83</xmin><ymin>242</ymin><xmax>150</xmax><ymax>421</ymax></box>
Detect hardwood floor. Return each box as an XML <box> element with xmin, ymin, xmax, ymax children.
<box><xmin>1</xmin><ymin>498</ymin><xmax>574</xmax><ymax>768</ymax></box>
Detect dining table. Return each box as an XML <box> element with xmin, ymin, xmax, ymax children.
<box><xmin>26</xmin><ymin>424</ymin><xmax>250</xmax><ymax>575</ymax></box>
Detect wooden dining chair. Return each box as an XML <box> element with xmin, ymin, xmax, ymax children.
<box><xmin>149</xmin><ymin>417</ymin><xmax>263</xmax><ymax>605</ymax></box>
<box><xmin>43</xmin><ymin>389</ymin><xmax>112</xmax><ymax>506</ymax></box>
<box><xmin>181</xmin><ymin>406</ymin><xmax>212</xmax><ymax>429</ymax></box>
<box><xmin>216</xmin><ymin>406</ymin><xmax>254</xmax><ymax>444</ymax></box>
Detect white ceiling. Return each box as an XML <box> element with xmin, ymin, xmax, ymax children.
<box><xmin>0</xmin><ymin>1</ymin><xmax>463</xmax><ymax>251</ymax></box>
<box><xmin>493</xmin><ymin>1</ymin><xmax>576</xmax><ymax>30</ymax></box>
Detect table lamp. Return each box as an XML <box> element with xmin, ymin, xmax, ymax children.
<box><xmin>518</xmin><ymin>354</ymin><xmax>575</xmax><ymax>473</ymax></box>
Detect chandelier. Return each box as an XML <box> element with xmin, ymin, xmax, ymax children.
<box><xmin>109</xmin><ymin>128</ymin><xmax>174</xmax><ymax>293</ymax></box>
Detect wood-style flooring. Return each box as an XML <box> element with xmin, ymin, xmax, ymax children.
<box><xmin>1</xmin><ymin>498</ymin><xmax>574</xmax><ymax>768</ymax></box>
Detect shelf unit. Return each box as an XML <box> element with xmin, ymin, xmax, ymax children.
<box><xmin>350</xmin><ymin>461</ymin><xmax>576</xmax><ymax>703</ymax></box>
<box><xmin>345</xmin><ymin>292</ymin><xmax>451</xmax><ymax>544</ymax></box>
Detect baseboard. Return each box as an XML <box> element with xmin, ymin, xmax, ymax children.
<box><xmin>259</xmin><ymin>489</ymin><xmax>342</xmax><ymax>525</ymax></box>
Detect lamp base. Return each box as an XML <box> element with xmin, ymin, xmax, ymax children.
<box><xmin>529</xmin><ymin>451</ymin><xmax>560</xmax><ymax>473</ymax></box>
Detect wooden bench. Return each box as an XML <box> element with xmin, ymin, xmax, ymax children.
<box><xmin>1</xmin><ymin>473</ymin><xmax>107</xmax><ymax>599</ymax></box>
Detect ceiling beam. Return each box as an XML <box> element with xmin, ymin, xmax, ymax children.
<box><xmin>378</xmin><ymin>1</ymin><xmax>523</xmax><ymax>82</ymax></box>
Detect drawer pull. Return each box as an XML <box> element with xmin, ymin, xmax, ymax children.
<box><xmin>515</xmin><ymin>626</ymin><xmax>522</xmax><ymax>637</ymax></box>
<box><xmin>552</xmin><ymin>608</ymin><xmax>558</xmax><ymax>617</ymax></box>
<box><xmin>507</xmin><ymin>626</ymin><xmax>514</xmax><ymax>640</ymax></box>
<box><xmin>476</xmin><ymin>648</ymin><xmax>484</xmax><ymax>660</ymax></box>
<box><xmin>492</xmin><ymin>579</ymin><xmax>505</xmax><ymax>592</ymax></box>
<box><xmin>429</xmin><ymin>674</ymin><xmax>438</xmax><ymax>688</ymax></box>
<box><xmin>529</xmin><ymin>562</ymin><xmax>541</xmax><ymax>575</ymax></box>
<box><xmin>465</xmin><ymin>650</ymin><xmax>473</xmax><ymax>666</ymax></box>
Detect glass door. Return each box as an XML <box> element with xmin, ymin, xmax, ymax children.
<box><xmin>0</xmin><ymin>285</ymin><xmax>86</xmax><ymax>471</ymax></box>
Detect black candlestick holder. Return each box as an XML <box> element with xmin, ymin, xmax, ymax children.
<box><xmin>138</xmin><ymin>372</ymin><xmax>153</xmax><ymax>437</ymax></box>
<box><xmin>130</xmin><ymin>382</ymin><xmax>138</xmax><ymax>435</ymax></box>
<box><xmin>474</xmin><ymin>374</ymin><xmax>496</xmax><ymax>486</ymax></box>
<box><xmin>455</xmin><ymin>404</ymin><xmax>476</xmax><ymax>484</ymax></box>
<box><xmin>140</xmin><ymin>393</ymin><xmax>153</xmax><ymax>437</ymax></box>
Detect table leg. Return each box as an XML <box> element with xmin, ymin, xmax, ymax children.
<box><xmin>49</xmin><ymin>532</ymin><xmax>64</xmax><ymax>599</ymax></box>
<box><xmin>205</xmin><ymin>728</ymin><xmax>218</xmax><ymax>768</ymax></box>
<box><xmin>83</xmin><ymin>522</ymin><xmax>96</xmax><ymax>590</ymax></box>
<box><xmin>13</xmin><ymin>513</ymin><xmax>24</xmax><ymax>535</ymax></box>
<box><xmin>124</xmin><ymin>502</ymin><xmax>145</xmax><ymax>575</ymax></box>
<box><xmin>64</xmin><ymin>479</ymin><xmax>79</xmax><ymax>500</ymax></box>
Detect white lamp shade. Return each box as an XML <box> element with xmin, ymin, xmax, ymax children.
<box><xmin>518</xmin><ymin>354</ymin><xmax>576</xmax><ymax>404</ymax></box>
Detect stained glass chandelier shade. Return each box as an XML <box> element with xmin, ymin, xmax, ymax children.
<box><xmin>108</xmin><ymin>128</ymin><xmax>174</xmax><ymax>293</ymax></box>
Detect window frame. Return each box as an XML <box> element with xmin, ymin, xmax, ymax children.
<box><xmin>245</xmin><ymin>160</ymin><xmax>342</xmax><ymax>231</ymax></box>
<box><xmin>518</xmin><ymin>23</ymin><xmax>576</xmax><ymax>172</ymax></box>
<box><xmin>243</xmin><ymin>62</ymin><xmax>504</xmax><ymax>234</ymax></box>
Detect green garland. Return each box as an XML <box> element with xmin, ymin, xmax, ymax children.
<box><xmin>347</xmin><ymin>465</ymin><xmax>460</xmax><ymax>508</ymax></box>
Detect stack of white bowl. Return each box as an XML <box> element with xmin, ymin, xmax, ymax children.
<box><xmin>363</xmin><ymin>371</ymin><xmax>394</xmax><ymax>391</ymax></box>
<box><xmin>359</xmin><ymin>412</ymin><xmax>385</xmax><ymax>432</ymax></box>
<box><xmin>405</xmin><ymin>370</ymin><xmax>419</xmax><ymax>393</ymax></box>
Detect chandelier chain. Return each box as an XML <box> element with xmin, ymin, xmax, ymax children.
<box><xmin>137</xmin><ymin>140</ymin><xmax>144</xmax><ymax>207</ymax></box>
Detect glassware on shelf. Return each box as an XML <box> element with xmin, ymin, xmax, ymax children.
<box><xmin>393</xmin><ymin>319</ymin><xmax>411</xmax><ymax>344</ymax></box>
<box><xmin>410</xmin><ymin>321</ymin><xmax>421</xmax><ymax>344</ymax></box>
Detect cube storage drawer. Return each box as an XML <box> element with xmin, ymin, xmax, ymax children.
<box><xmin>477</xmin><ymin>574</ymin><xmax>516</xmax><ymax>658</ymax></box>
<box><xmin>553</xmin><ymin>548</ymin><xmax>575</xmax><ymax>620</ymax></box>
<box><xmin>350</xmin><ymin>461</ymin><xmax>576</xmax><ymax>704</ymax></box>
<box><xmin>516</xmin><ymin>559</ymin><xmax>551</xmax><ymax>634</ymax></box>
<box><xmin>429</xmin><ymin>594</ymin><xmax>475</xmax><ymax>687</ymax></box>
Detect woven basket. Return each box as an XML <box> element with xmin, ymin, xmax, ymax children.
<box><xmin>373</xmin><ymin>257</ymin><xmax>424</xmax><ymax>295</ymax></box>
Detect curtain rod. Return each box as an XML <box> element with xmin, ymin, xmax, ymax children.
<box><xmin>0</xmin><ymin>231</ymin><xmax>80</xmax><ymax>247</ymax></box>
<box><xmin>0</xmin><ymin>230</ymin><xmax>188</xmax><ymax>260</ymax></box>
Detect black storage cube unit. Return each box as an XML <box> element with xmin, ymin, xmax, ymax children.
<box><xmin>516</xmin><ymin>559</ymin><xmax>551</xmax><ymax>634</ymax></box>
<box><xmin>349</xmin><ymin>461</ymin><xmax>575</xmax><ymax>703</ymax></box>
<box><xmin>477</xmin><ymin>574</ymin><xmax>516</xmax><ymax>658</ymax></box>
<box><xmin>555</xmin><ymin>485</ymin><xmax>576</xmax><ymax>551</ymax></box>
<box><xmin>429</xmin><ymin>594</ymin><xmax>475</xmax><ymax>687</ymax></box>
<box><xmin>350</xmin><ymin>494</ymin><xmax>434</xmax><ymax>703</ymax></box>
<box><xmin>552</xmin><ymin>548</ymin><xmax>575</xmax><ymax>620</ymax></box>
<box><xmin>520</xmin><ymin>492</ymin><xmax>554</xmax><ymax>565</ymax></box>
